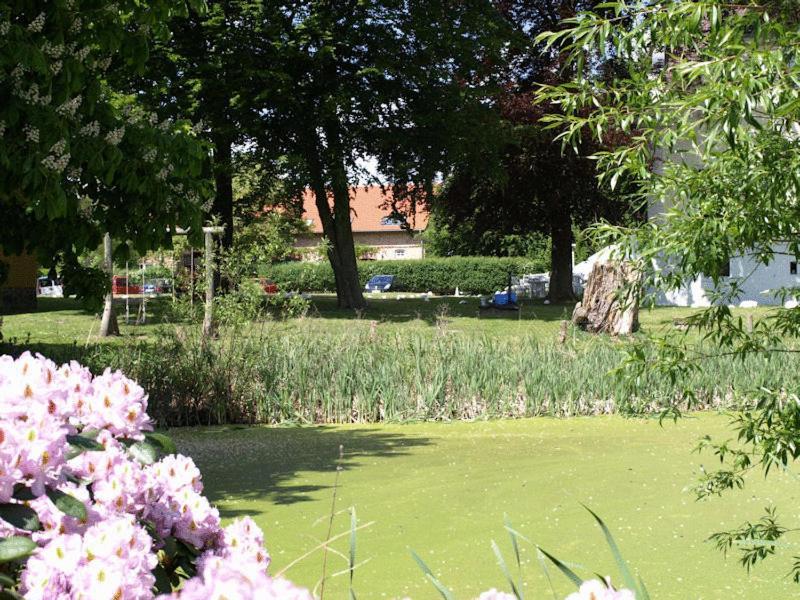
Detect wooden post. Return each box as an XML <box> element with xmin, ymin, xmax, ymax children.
<box><xmin>558</xmin><ymin>320</ymin><xmax>569</xmax><ymax>344</ymax></box>
<box><xmin>746</xmin><ymin>313</ymin><xmax>754</xmax><ymax>334</ymax></box>
<box><xmin>202</xmin><ymin>226</ymin><xmax>224</xmax><ymax>338</ymax></box>
<box><xmin>99</xmin><ymin>232</ymin><xmax>120</xmax><ymax>337</ymax></box>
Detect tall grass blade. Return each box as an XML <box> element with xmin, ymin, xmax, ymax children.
<box><xmin>410</xmin><ymin>549</ymin><xmax>455</xmax><ymax>600</ymax></box>
<box><xmin>492</xmin><ymin>539</ymin><xmax>522</xmax><ymax>599</ymax></box>
<box><xmin>582</xmin><ymin>504</ymin><xmax>640</xmax><ymax>595</ymax></box>
<box><xmin>536</xmin><ymin>546</ymin><xmax>583</xmax><ymax>588</ymax></box>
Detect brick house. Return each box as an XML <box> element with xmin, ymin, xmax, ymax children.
<box><xmin>295</xmin><ymin>186</ymin><xmax>429</xmax><ymax>260</ymax></box>
<box><xmin>0</xmin><ymin>251</ymin><xmax>37</xmax><ymax>310</ymax></box>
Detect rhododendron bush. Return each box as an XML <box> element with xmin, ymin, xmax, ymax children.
<box><xmin>0</xmin><ymin>352</ymin><xmax>311</xmax><ymax>599</ymax></box>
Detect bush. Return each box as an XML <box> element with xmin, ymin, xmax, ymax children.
<box><xmin>264</xmin><ymin>256</ymin><xmax>548</xmax><ymax>295</ymax></box>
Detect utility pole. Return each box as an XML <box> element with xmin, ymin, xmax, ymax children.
<box><xmin>202</xmin><ymin>226</ymin><xmax>225</xmax><ymax>338</ymax></box>
<box><xmin>99</xmin><ymin>232</ymin><xmax>120</xmax><ymax>337</ymax></box>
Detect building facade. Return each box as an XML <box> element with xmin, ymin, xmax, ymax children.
<box><xmin>295</xmin><ymin>187</ymin><xmax>428</xmax><ymax>261</ymax></box>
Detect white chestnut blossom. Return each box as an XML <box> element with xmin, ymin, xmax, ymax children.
<box><xmin>69</xmin><ymin>16</ymin><xmax>82</xmax><ymax>35</ymax></box>
<box><xmin>104</xmin><ymin>126</ymin><xmax>125</xmax><ymax>146</ymax></box>
<box><xmin>27</xmin><ymin>12</ymin><xmax>45</xmax><ymax>33</ymax></box>
<box><xmin>0</xmin><ymin>21</ymin><xmax>10</xmax><ymax>36</ymax></box>
<box><xmin>79</xmin><ymin>121</ymin><xmax>100</xmax><ymax>137</ymax></box>
<box><xmin>0</xmin><ymin>120</ymin><xmax>5</xmax><ymax>137</ymax></box>
<box><xmin>50</xmin><ymin>60</ymin><xmax>63</xmax><ymax>75</ymax></box>
<box><xmin>142</xmin><ymin>148</ymin><xmax>157</xmax><ymax>163</ymax></box>
<box><xmin>23</xmin><ymin>124</ymin><xmax>39</xmax><ymax>143</ymax></box>
<box><xmin>56</xmin><ymin>95</ymin><xmax>82</xmax><ymax>118</ymax></box>
<box><xmin>42</xmin><ymin>42</ymin><xmax>64</xmax><ymax>58</ymax></box>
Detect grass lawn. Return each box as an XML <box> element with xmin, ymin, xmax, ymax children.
<box><xmin>0</xmin><ymin>295</ymin><xmax>771</xmax><ymax>345</ymax></box>
<box><xmin>171</xmin><ymin>414</ymin><xmax>797</xmax><ymax>599</ymax></box>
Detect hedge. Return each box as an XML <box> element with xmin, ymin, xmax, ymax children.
<box><xmin>263</xmin><ymin>256</ymin><xmax>547</xmax><ymax>295</ymax></box>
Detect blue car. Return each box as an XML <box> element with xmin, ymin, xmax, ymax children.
<box><xmin>365</xmin><ymin>274</ymin><xmax>395</xmax><ymax>292</ymax></box>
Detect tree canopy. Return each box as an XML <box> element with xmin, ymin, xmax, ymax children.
<box><xmin>0</xmin><ymin>1</ymin><xmax>212</xmax><ymax>296</ymax></box>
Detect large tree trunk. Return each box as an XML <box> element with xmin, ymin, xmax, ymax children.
<box><xmin>99</xmin><ymin>233</ymin><xmax>120</xmax><ymax>337</ymax></box>
<box><xmin>306</xmin><ymin>115</ymin><xmax>366</xmax><ymax>310</ymax></box>
<box><xmin>572</xmin><ymin>261</ymin><xmax>639</xmax><ymax>335</ymax></box>
<box><xmin>548</xmin><ymin>205</ymin><xmax>575</xmax><ymax>302</ymax></box>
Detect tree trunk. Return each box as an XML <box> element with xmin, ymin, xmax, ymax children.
<box><xmin>99</xmin><ymin>233</ymin><xmax>119</xmax><ymax>337</ymax></box>
<box><xmin>306</xmin><ymin>118</ymin><xmax>366</xmax><ymax>310</ymax></box>
<box><xmin>572</xmin><ymin>261</ymin><xmax>639</xmax><ymax>335</ymax></box>
<box><xmin>202</xmin><ymin>228</ymin><xmax>217</xmax><ymax>338</ymax></box>
<box><xmin>548</xmin><ymin>206</ymin><xmax>575</xmax><ymax>302</ymax></box>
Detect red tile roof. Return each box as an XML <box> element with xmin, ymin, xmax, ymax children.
<box><xmin>302</xmin><ymin>186</ymin><xmax>429</xmax><ymax>233</ymax></box>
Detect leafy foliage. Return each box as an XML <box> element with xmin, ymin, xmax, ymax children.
<box><xmin>536</xmin><ymin>0</ymin><xmax>800</xmax><ymax>580</ymax></box>
<box><xmin>0</xmin><ymin>1</ymin><xmax>212</xmax><ymax>301</ymax></box>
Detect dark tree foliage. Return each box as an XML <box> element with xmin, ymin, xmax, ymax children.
<box><xmin>432</xmin><ymin>0</ymin><xmax>635</xmax><ymax>302</ymax></box>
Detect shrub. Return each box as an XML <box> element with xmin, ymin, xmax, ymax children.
<box><xmin>264</xmin><ymin>256</ymin><xmax>548</xmax><ymax>295</ymax></box>
<box><xmin>0</xmin><ymin>352</ymin><xmax>311</xmax><ymax>598</ymax></box>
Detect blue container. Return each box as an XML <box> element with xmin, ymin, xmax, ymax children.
<box><xmin>493</xmin><ymin>292</ymin><xmax>509</xmax><ymax>306</ymax></box>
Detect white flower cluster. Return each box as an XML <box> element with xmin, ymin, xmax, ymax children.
<box><xmin>69</xmin><ymin>16</ymin><xmax>82</xmax><ymax>35</ymax></box>
<box><xmin>94</xmin><ymin>56</ymin><xmax>112</xmax><ymax>72</ymax></box>
<box><xmin>191</xmin><ymin>120</ymin><xmax>206</xmax><ymax>135</ymax></box>
<box><xmin>56</xmin><ymin>95</ymin><xmax>82</xmax><ymax>118</ymax></box>
<box><xmin>158</xmin><ymin>119</ymin><xmax>173</xmax><ymax>132</ymax></box>
<box><xmin>148</xmin><ymin>113</ymin><xmax>159</xmax><ymax>126</ymax></box>
<box><xmin>50</xmin><ymin>60</ymin><xmax>62</xmax><ymax>75</ymax></box>
<box><xmin>105</xmin><ymin>126</ymin><xmax>125</xmax><ymax>146</ymax></box>
<box><xmin>41</xmin><ymin>140</ymin><xmax>70</xmax><ymax>173</ymax></box>
<box><xmin>66</xmin><ymin>0</ymin><xmax>77</xmax><ymax>9</ymax></box>
<box><xmin>156</xmin><ymin>164</ymin><xmax>175</xmax><ymax>181</ymax></box>
<box><xmin>169</xmin><ymin>182</ymin><xmax>185</xmax><ymax>195</ymax></box>
<box><xmin>23</xmin><ymin>124</ymin><xmax>40</xmax><ymax>143</ymax></box>
<box><xmin>73</xmin><ymin>46</ymin><xmax>91</xmax><ymax>62</ymax></box>
<box><xmin>42</xmin><ymin>42</ymin><xmax>64</xmax><ymax>59</ymax></box>
<box><xmin>79</xmin><ymin>121</ymin><xmax>100</xmax><ymax>137</ymax></box>
<box><xmin>10</xmin><ymin>64</ymin><xmax>25</xmax><ymax>80</ymax></box>
<box><xmin>15</xmin><ymin>82</ymin><xmax>51</xmax><ymax>107</ymax></box>
<box><xmin>0</xmin><ymin>120</ymin><xmax>5</xmax><ymax>137</ymax></box>
<box><xmin>142</xmin><ymin>148</ymin><xmax>157</xmax><ymax>163</ymax></box>
<box><xmin>27</xmin><ymin>12</ymin><xmax>45</xmax><ymax>33</ymax></box>
<box><xmin>0</xmin><ymin>21</ymin><xmax>10</xmax><ymax>36</ymax></box>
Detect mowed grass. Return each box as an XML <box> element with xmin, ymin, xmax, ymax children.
<box><xmin>171</xmin><ymin>414</ymin><xmax>798</xmax><ymax>599</ymax></box>
<box><xmin>0</xmin><ymin>294</ymin><xmax>773</xmax><ymax>345</ymax></box>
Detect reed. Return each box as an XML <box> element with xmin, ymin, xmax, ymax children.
<box><xmin>61</xmin><ymin>322</ymin><xmax>797</xmax><ymax>427</ymax></box>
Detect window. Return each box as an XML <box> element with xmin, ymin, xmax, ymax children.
<box><xmin>720</xmin><ymin>260</ymin><xmax>730</xmax><ymax>277</ymax></box>
<box><xmin>791</xmin><ymin>261</ymin><xmax>798</xmax><ymax>275</ymax></box>
<box><xmin>305</xmin><ymin>218</ymin><xmax>313</xmax><ymax>226</ymax></box>
<box><xmin>381</xmin><ymin>216</ymin><xmax>403</xmax><ymax>226</ymax></box>
<box><xmin>395</xmin><ymin>248</ymin><xmax>406</xmax><ymax>257</ymax></box>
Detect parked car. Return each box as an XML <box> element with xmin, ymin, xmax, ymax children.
<box><xmin>143</xmin><ymin>282</ymin><xmax>157</xmax><ymax>294</ymax></box>
<box><xmin>365</xmin><ymin>274</ymin><xmax>395</xmax><ymax>292</ymax></box>
<box><xmin>259</xmin><ymin>278</ymin><xmax>279</xmax><ymax>294</ymax></box>
<box><xmin>111</xmin><ymin>276</ymin><xmax>141</xmax><ymax>295</ymax></box>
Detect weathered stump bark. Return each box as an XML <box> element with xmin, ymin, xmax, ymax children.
<box><xmin>572</xmin><ymin>261</ymin><xmax>639</xmax><ymax>335</ymax></box>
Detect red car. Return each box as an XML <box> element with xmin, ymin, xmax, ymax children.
<box><xmin>111</xmin><ymin>276</ymin><xmax>141</xmax><ymax>295</ymax></box>
<box><xmin>259</xmin><ymin>278</ymin><xmax>279</xmax><ymax>294</ymax></box>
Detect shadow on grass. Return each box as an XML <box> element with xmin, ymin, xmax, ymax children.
<box><xmin>169</xmin><ymin>425</ymin><xmax>433</xmax><ymax>517</ymax></box>
<box><xmin>306</xmin><ymin>295</ymin><xmax>572</xmax><ymax>326</ymax></box>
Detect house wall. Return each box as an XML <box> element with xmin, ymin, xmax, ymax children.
<box><xmin>654</xmin><ymin>243</ymin><xmax>800</xmax><ymax>307</ymax></box>
<box><xmin>0</xmin><ymin>252</ymin><xmax>37</xmax><ymax>310</ymax></box>
<box><xmin>295</xmin><ymin>231</ymin><xmax>424</xmax><ymax>261</ymax></box>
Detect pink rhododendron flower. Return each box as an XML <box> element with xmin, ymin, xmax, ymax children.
<box><xmin>477</xmin><ymin>589</ymin><xmax>517</xmax><ymax>599</ymax></box>
<box><xmin>565</xmin><ymin>579</ymin><xmax>636</xmax><ymax>600</ymax></box>
<box><xmin>0</xmin><ymin>353</ymin><xmax>310</xmax><ymax>600</ymax></box>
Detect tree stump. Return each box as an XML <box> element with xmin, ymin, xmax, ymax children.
<box><xmin>572</xmin><ymin>261</ymin><xmax>639</xmax><ymax>335</ymax></box>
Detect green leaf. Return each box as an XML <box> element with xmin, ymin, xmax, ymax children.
<box><xmin>66</xmin><ymin>433</ymin><xmax>105</xmax><ymax>459</ymax></box>
<box><xmin>491</xmin><ymin>539</ymin><xmax>522</xmax><ymax>599</ymax></box>
<box><xmin>0</xmin><ymin>504</ymin><xmax>41</xmax><ymax>532</ymax></box>
<box><xmin>0</xmin><ymin>536</ymin><xmax>36</xmax><ymax>563</ymax></box>
<box><xmin>583</xmin><ymin>505</ymin><xmax>639</xmax><ymax>594</ymax></box>
<box><xmin>46</xmin><ymin>490</ymin><xmax>87</xmax><ymax>521</ymax></box>
<box><xmin>128</xmin><ymin>440</ymin><xmax>159</xmax><ymax>465</ymax></box>
<box><xmin>536</xmin><ymin>546</ymin><xmax>583</xmax><ymax>587</ymax></box>
<box><xmin>145</xmin><ymin>432</ymin><xmax>177</xmax><ymax>456</ymax></box>
<box><xmin>410</xmin><ymin>550</ymin><xmax>455</xmax><ymax>600</ymax></box>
